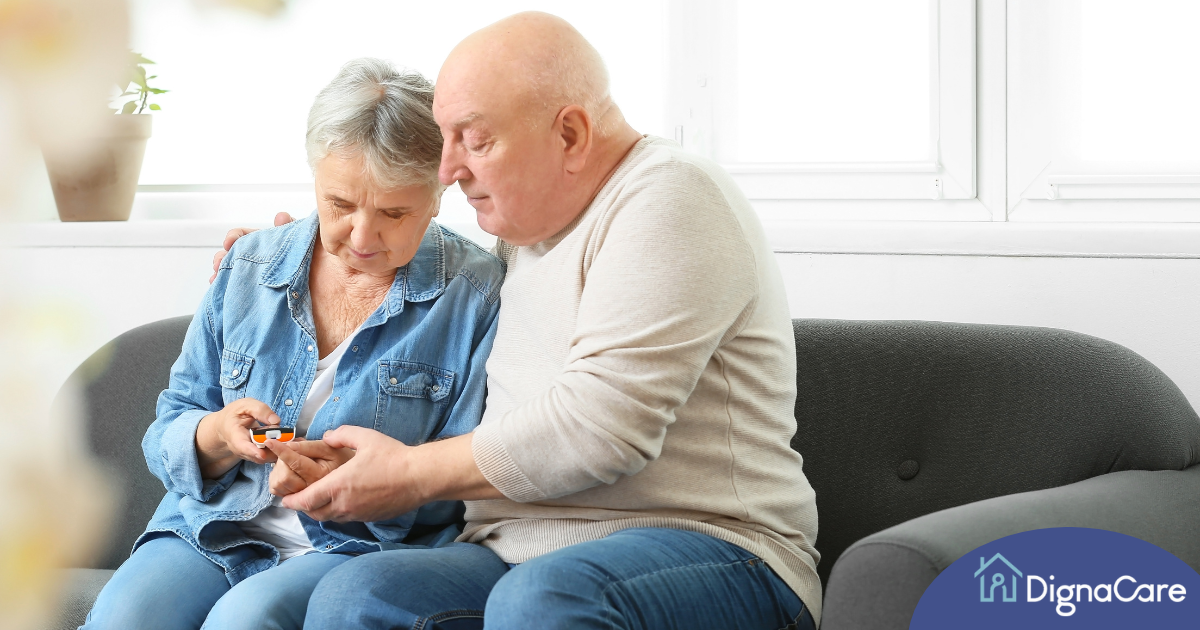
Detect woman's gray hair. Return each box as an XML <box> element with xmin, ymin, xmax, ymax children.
<box><xmin>306</xmin><ymin>58</ymin><xmax>443</xmax><ymax>191</ymax></box>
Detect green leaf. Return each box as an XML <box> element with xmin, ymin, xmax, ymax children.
<box><xmin>147</xmin><ymin>88</ymin><xmax>168</xmax><ymax>94</ymax></box>
<box><xmin>131</xmin><ymin>52</ymin><xmax>155</xmax><ymax>65</ymax></box>
<box><xmin>132</xmin><ymin>65</ymin><xmax>148</xmax><ymax>89</ymax></box>
<box><xmin>148</xmin><ymin>103</ymin><xmax>161</xmax><ymax>111</ymax></box>
<box><xmin>121</xmin><ymin>101</ymin><xmax>137</xmax><ymax>115</ymax></box>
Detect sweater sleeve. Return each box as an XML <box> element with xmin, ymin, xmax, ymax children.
<box><xmin>472</xmin><ymin>163</ymin><xmax>759</xmax><ymax>501</ymax></box>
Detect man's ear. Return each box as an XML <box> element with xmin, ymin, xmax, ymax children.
<box><xmin>557</xmin><ymin>105</ymin><xmax>594</xmax><ymax>174</ymax></box>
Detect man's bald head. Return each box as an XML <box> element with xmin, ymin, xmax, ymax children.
<box><xmin>433</xmin><ymin>12</ymin><xmax>642</xmax><ymax>246</ymax></box>
<box><xmin>441</xmin><ymin>11</ymin><xmax>618</xmax><ymax>135</ymax></box>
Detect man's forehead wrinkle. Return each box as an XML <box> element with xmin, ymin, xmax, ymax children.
<box><xmin>452</xmin><ymin>112</ymin><xmax>483</xmax><ymax>130</ymax></box>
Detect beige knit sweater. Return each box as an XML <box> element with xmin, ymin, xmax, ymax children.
<box><xmin>462</xmin><ymin>136</ymin><xmax>822</xmax><ymax>622</ymax></box>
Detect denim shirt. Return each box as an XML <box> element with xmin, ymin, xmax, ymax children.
<box><xmin>139</xmin><ymin>213</ymin><xmax>504</xmax><ymax>585</ymax></box>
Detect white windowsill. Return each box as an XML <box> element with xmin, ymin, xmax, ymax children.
<box><xmin>764</xmin><ymin>221</ymin><xmax>1200</xmax><ymax>259</ymax></box>
<box><xmin>6</xmin><ymin>218</ymin><xmax>1200</xmax><ymax>259</ymax></box>
<box><xmin>3</xmin><ymin>220</ymin><xmax>270</xmax><ymax>249</ymax></box>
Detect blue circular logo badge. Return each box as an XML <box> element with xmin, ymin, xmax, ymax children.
<box><xmin>911</xmin><ymin>528</ymin><xmax>1199</xmax><ymax>629</ymax></box>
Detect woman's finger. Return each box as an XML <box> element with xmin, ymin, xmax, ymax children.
<box><xmin>229</xmin><ymin>427</ymin><xmax>276</xmax><ymax>464</ymax></box>
<box><xmin>282</xmin><ymin>476</ymin><xmax>335</xmax><ymax>516</ymax></box>
<box><xmin>267</xmin><ymin>440</ymin><xmax>326</xmax><ymax>484</ymax></box>
<box><xmin>231</xmin><ymin>398</ymin><xmax>280</xmax><ymax>427</ymax></box>
<box><xmin>287</xmin><ymin>439</ymin><xmax>338</xmax><ymax>460</ymax></box>
<box><xmin>268</xmin><ymin>457</ymin><xmax>307</xmax><ymax>496</ymax></box>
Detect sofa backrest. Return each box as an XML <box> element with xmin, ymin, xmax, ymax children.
<box><xmin>792</xmin><ymin>319</ymin><xmax>1200</xmax><ymax>586</ymax></box>
<box><xmin>57</xmin><ymin>316</ymin><xmax>192</xmax><ymax>570</ymax></box>
<box><xmin>62</xmin><ymin>316</ymin><xmax>1200</xmax><ymax>579</ymax></box>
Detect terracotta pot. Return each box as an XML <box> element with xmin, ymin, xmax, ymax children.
<box><xmin>43</xmin><ymin>114</ymin><xmax>152</xmax><ymax>222</ymax></box>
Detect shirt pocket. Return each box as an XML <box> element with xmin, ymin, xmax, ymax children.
<box><xmin>218</xmin><ymin>349</ymin><xmax>254</xmax><ymax>403</ymax></box>
<box><xmin>375</xmin><ymin>360</ymin><xmax>455</xmax><ymax>445</ymax></box>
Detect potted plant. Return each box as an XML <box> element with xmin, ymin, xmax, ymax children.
<box><xmin>42</xmin><ymin>52</ymin><xmax>167</xmax><ymax>222</ymax></box>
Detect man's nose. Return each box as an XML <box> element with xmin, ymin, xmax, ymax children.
<box><xmin>438</xmin><ymin>143</ymin><xmax>469</xmax><ymax>186</ymax></box>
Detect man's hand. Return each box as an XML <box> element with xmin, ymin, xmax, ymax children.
<box><xmin>195</xmin><ymin>398</ymin><xmax>281</xmax><ymax>479</ymax></box>
<box><xmin>265</xmin><ymin>439</ymin><xmax>355</xmax><ymax>497</ymax></box>
<box><xmin>209</xmin><ymin>212</ymin><xmax>295</xmax><ymax>283</ymax></box>
<box><xmin>280</xmin><ymin>428</ymin><xmax>503</xmax><ymax>523</ymax></box>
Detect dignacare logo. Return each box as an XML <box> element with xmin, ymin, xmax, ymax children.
<box><xmin>911</xmin><ymin>528</ymin><xmax>1200</xmax><ymax>629</ymax></box>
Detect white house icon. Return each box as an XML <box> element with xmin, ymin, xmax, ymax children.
<box><xmin>975</xmin><ymin>553</ymin><xmax>1023</xmax><ymax>602</ymax></box>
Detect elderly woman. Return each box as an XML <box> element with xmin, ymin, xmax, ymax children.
<box><xmin>82</xmin><ymin>58</ymin><xmax>503</xmax><ymax>630</ymax></box>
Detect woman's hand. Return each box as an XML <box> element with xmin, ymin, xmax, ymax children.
<box><xmin>265</xmin><ymin>439</ymin><xmax>356</xmax><ymax>497</ymax></box>
<box><xmin>195</xmin><ymin>398</ymin><xmax>281</xmax><ymax>479</ymax></box>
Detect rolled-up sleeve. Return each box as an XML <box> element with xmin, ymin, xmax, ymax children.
<box><xmin>472</xmin><ymin>169</ymin><xmax>758</xmax><ymax>501</ymax></box>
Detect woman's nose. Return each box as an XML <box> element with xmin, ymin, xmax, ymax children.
<box><xmin>349</xmin><ymin>215</ymin><xmax>384</xmax><ymax>252</ymax></box>
<box><xmin>350</xmin><ymin>229</ymin><xmax>382</xmax><ymax>253</ymax></box>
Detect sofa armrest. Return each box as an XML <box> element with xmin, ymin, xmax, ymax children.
<box><xmin>818</xmin><ymin>465</ymin><xmax>1200</xmax><ymax>630</ymax></box>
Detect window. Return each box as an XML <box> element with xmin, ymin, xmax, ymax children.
<box><xmin>124</xmin><ymin>0</ymin><xmax>1200</xmax><ymax>226</ymax></box>
<box><xmin>127</xmin><ymin>0</ymin><xmax>667</xmax><ymax>226</ymax></box>
<box><xmin>1008</xmin><ymin>0</ymin><xmax>1200</xmax><ymax>221</ymax></box>
<box><xmin>667</xmin><ymin>0</ymin><xmax>977</xmax><ymax>203</ymax></box>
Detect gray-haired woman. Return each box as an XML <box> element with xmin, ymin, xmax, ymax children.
<box><xmin>82</xmin><ymin>58</ymin><xmax>504</xmax><ymax>630</ymax></box>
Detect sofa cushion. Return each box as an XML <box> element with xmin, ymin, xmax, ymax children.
<box><xmin>53</xmin><ymin>316</ymin><xmax>192</xmax><ymax>571</ymax></box>
<box><xmin>791</xmin><ymin>319</ymin><xmax>1200</xmax><ymax>585</ymax></box>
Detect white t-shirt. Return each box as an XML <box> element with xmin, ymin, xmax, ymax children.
<box><xmin>239</xmin><ymin>330</ymin><xmax>358</xmax><ymax>561</ymax></box>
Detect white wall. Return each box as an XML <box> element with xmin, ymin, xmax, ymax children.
<box><xmin>781</xmin><ymin>253</ymin><xmax>1200</xmax><ymax>410</ymax></box>
<box><xmin>9</xmin><ymin>220</ymin><xmax>1200</xmax><ymax>415</ymax></box>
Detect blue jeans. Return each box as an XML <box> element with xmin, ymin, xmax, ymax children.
<box><xmin>305</xmin><ymin>528</ymin><xmax>815</xmax><ymax>630</ymax></box>
<box><xmin>82</xmin><ymin>533</ymin><xmax>353</xmax><ymax>630</ymax></box>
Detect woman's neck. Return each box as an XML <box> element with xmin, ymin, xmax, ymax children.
<box><xmin>310</xmin><ymin>239</ymin><xmax>396</xmax><ymax>297</ymax></box>
<box><xmin>308</xmin><ymin>239</ymin><xmax>396</xmax><ymax>357</ymax></box>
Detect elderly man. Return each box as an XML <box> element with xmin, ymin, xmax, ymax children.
<box><xmin>220</xmin><ymin>12</ymin><xmax>819</xmax><ymax>630</ymax></box>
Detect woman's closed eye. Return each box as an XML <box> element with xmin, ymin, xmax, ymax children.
<box><xmin>324</xmin><ymin>195</ymin><xmax>355</xmax><ymax>212</ymax></box>
<box><xmin>382</xmin><ymin>208</ymin><xmax>415</xmax><ymax>220</ymax></box>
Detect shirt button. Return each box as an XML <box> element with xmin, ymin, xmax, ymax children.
<box><xmin>231</xmin><ymin>369</ymin><xmax>240</xmax><ymax>377</ymax></box>
<box><xmin>352</xmin><ymin>346</ymin><xmax>358</xmax><ymax>352</ymax></box>
<box><xmin>325</xmin><ymin>544</ymin><xmax>333</xmax><ymax>550</ymax></box>
<box><xmin>291</xmin><ymin>291</ymin><xmax>299</xmax><ymax>298</ymax></box>
<box><xmin>307</xmin><ymin>345</ymin><xmax>314</xmax><ymax>352</ymax></box>
<box><xmin>284</xmin><ymin>399</ymin><xmax>294</xmax><ymax>406</ymax></box>
<box><xmin>333</xmin><ymin>396</ymin><xmax>340</xmax><ymax>402</ymax></box>
<box><xmin>389</xmin><ymin>377</ymin><xmax>398</xmax><ymax>385</ymax></box>
<box><xmin>431</xmin><ymin>384</ymin><xmax>440</xmax><ymax>392</ymax></box>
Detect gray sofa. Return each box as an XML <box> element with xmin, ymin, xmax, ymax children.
<box><xmin>49</xmin><ymin>316</ymin><xmax>1200</xmax><ymax>629</ymax></box>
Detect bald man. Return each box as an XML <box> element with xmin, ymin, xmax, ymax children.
<box><xmin>217</xmin><ymin>12</ymin><xmax>819</xmax><ymax>630</ymax></box>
